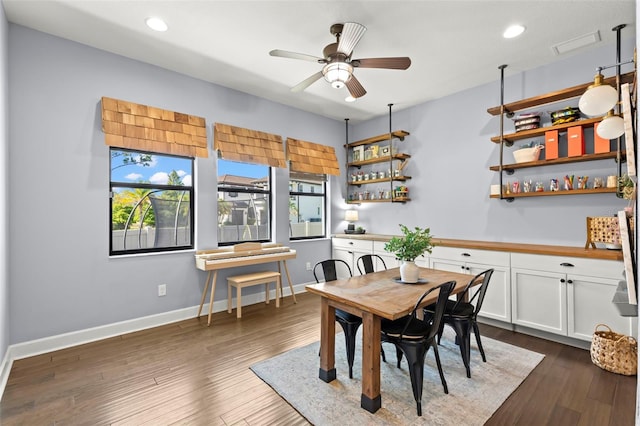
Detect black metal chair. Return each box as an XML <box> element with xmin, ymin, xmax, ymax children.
<box><xmin>425</xmin><ymin>269</ymin><xmax>494</xmax><ymax>378</ymax></box>
<box><xmin>380</xmin><ymin>281</ymin><xmax>456</xmax><ymax>416</ymax></box>
<box><xmin>356</xmin><ymin>254</ymin><xmax>387</xmax><ymax>275</ymax></box>
<box><xmin>313</xmin><ymin>259</ymin><xmax>362</xmax><ymax>379</ymax></box>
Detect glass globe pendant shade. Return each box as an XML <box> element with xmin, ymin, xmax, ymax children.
<box><xmin>578</xmin><ymin>73</ymin><xmax>618</xmax><ymax>117</ymax></box>
<box><xmin>597</xmin><ymin>111</ymin><xmax>625</xmax><ymax>139</ymax></box>
<box><xmin>322</xmin><ymin>62</ymin><xmax>353</xmax><ymax>89</ymax></box>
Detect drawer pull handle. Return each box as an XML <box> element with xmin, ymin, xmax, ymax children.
<box><xmin>349</xmin><ymin>242</ymin><xmax>354</xmax><ymax>245</ymax></box>
<box><xmin>567</xmin><ymin>279</ymin><xmax>573</xmax><ymax>284</ymax></box>
<box><xmin>462</xmin><ymin>253</ymin><xmax>471</xmax><ymax>257</ymax></box>
<box><xmin>560</xmin><ymin>278</ymin><xmax>566</xmax><ymax>283</ymax></box>
<box><xmin>560</xmin><ymin>262</ymin><xmax>574</xmax><ymax>267</ymax></box>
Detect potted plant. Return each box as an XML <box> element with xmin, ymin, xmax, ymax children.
<box><xmin>384</xmin><ymin>224</ymin><xmax>434</xmax><ymax>283</ymax></box>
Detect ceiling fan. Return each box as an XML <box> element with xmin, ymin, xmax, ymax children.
<box><xmin>269</xmin><ymin>22</ymin><xmax>411</xmax><ymax>99</ymax></box>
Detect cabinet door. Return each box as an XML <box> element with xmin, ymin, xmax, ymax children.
<box><xmin>511</xmin><ymin>268</ymin><xmax>567</xmax><ymax>335</ymax></box>
<box><xmin>331</xmin><ymin>247</ymin><xmax>355</xmax><ymax>280</ymax></box>
<box><xmin>352</xmin><ymin>248</ymin><xmax>372</xmax><ymax>276</ymax></box>
<box><xmin>567</xmin><ymin>274</ymin><xmax>634</xmax><ymax>341</ymax></box>
<box><xmin>376</xmin><ymin>252</ymin><xmax>398</xmax><ymax>270</ymax></box>
<box><xmin>468</xmin><ymin>264</ymin><xmax>511</xmax><ymax>323</ymax></box>
<box><xmin>373</xmin><ymin>241</ymin><xmax>398</xmax><ymax>270</ymax></box>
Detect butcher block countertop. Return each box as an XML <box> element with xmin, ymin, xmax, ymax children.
<box><xmin>332</xmin><ymin>234</ymin><xmax>623</xmax><ymax>261</ymax></box>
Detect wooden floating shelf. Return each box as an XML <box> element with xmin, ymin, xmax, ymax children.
<box><xmin>348</xmin><ymin>153</ymin><xmax>411</xmax><ymax>167</ymax></box>
<box><xmin>348</xmin><ymin>176</ymin><xmax>412</xmax><ymax>185</ymax></box>
<box><xmin>490</xmin><ymin>117</ymin><xmax>603</xmax><ymax>144</ymax></box>
<box><xmin>345</xmin><ymin>130</ymin><xmax>410</xmax><ymax>148</ymax></box>
<box><xmin>486</xmin><ymin>72</ymin><xmax>635</xmax><ymax>116</ymax></box>
<box><xmin>489</xmin><ymin>187</ymin><xmax>617</xmax><ymax>199</ymax></box>
<box><xmin>489</xmin><ymin>152</ymin><xmax>623</xmax><ymax>171</ymax></box>
<box><xmin>347</xmin><ymin>197</ymin><xmax>411</xmax><ymax>204</ymax></box>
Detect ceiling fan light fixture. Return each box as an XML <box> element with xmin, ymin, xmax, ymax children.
<box><xmin>323</xmin><ymin>62</ymin><xmax>353</xmax><ymax>89</ymax></box>
<box><xmin>345</xmin><ymin>95</ymin><xmax>356</xmax><ymax>102</ymax></box>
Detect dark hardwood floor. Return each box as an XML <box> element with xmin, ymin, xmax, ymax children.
<box><xmin>0</xmin><ymin>292</ymin><xmax>636</xmax><ymax>425</ymax></box>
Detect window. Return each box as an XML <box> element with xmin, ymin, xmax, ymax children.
<box><xmin>289</xmin><ymin>173</ymin><xmax>326</xmax><ymax>239</ymax></box>
<box><xmin>110</xmin><ymin>148</ymin><xmax>194</xmax><ymax>255</ymax></box>
<box><xmin>218</xmin><ymin>160</ymin><xmax>271</xmax><ymax>245</ymax></box>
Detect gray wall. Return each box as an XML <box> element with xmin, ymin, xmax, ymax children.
<box><xmin>0</xmin><ymin>4</ymin><xmax>8</xmax><ymax>360</ymax></box>
<box><xmin>337</xmin><ymin>37</ymin><xmax>634</xmax><ymax>245</ymax></box>
<box><xmin>5</xmin><ymin>21</ymin><xmax>636</xmax><ymax>347</ymax></box>
<box><xmin>8</xmin><ymin>24</ymin><xmax>335</xmax><ymax>344</ymax></box>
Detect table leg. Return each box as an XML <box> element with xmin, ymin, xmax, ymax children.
<box><xmin>207</xmin><ymin>270</ymin><xmax>218</xmax><ymax>326</ymax></box>
<box><xmin>360</xmin><ymin>311</ymin><xmax>382</xmax><ymax>413</ymax></box>
<box><xmin>281</xmin><ymin>260</ymin><xmax>297</xmax><ymax>303</ymax></box>
<box><xmin>197</xmin><ymin>271</ymin><xmax>212</xmax><ymax>318</ymax></box>
<box><xmin>319</xmin><ymin>298</ymin><xmax>336</xmax><ymax>382</ymax></box>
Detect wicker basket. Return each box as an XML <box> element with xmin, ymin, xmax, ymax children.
<box><xmin>590</xmin><ymin>324</ymin><xmax>638</xmax><ymax>376</ymax></box>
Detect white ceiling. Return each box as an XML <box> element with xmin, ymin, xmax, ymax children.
<box><xmin>2</xmin><ymin>0</ymin><xmax>635</xmax><ymax>123</ymax></box>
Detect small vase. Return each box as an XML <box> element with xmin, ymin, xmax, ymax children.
<box><xmin>399</xmin><ymin>260</ymin><xmax>419</xmax><ymax>283</ymax></box>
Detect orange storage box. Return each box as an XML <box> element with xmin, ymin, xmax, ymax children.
<box><xmin>545</xmin><ymin>130</ymin><xmax>559</xmax><ymax>160</ymax></box>
<box><xmin>567</xmin><ymin>126</ymin><xmax>585</xmax><ymax>157</ymax></box>
<box><xmin>594</xmin><ymin>122</ymin><xmax>611</xmax><ymax>154</ymax></box>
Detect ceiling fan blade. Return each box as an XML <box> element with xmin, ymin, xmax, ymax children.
<box><xmin>291</xmin><ymin>71</ymin><xmax>324</xmax><ymax>92</ymax></box>
<box><xmin>337</xmin><ymin>22</ymin><xmax>366</xmax><ymax>57</ymax></box>
<box><xmin>346</xmin><ymin>75</ymin><xmax>367</xmax><ymax>99</ymax></box>
<box><xmin>270</xmin><ymin>49</ymin><xmax>324</xmax><ymax>63</ymax></box>
<box><xmin>352</xmin><ymin>57</ymin><xmax>412</xmax><ymax>70</ymax></box>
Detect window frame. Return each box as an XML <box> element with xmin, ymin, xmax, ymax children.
<box><xmin>109</xmin><ymin>148</ymin><xmax>195</xmax><ymax>256</ymax></box>
<box><xmin>217</xmin><ymin>160</ymin><xmax>273</xmax><ymax>246</ymax></box>
<box><xmin>288</xmin><ymin>174</ymin><xmax>327</xmax><ymax>241</ymax></box>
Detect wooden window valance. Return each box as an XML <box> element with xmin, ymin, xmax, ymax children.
<box><xmin>286</xmin><ymin>137</ymin><xmax>341</xmax><ymax>176</ymax></box>
<box><xmin>214</xmin><ymin>123</ymin><xmax>287</xmax><ymax>168</ymax></box>
<box><xmin>101</xmin><ymin>97</ymin><xmax>208</xmax><ymax>158</ymax></box>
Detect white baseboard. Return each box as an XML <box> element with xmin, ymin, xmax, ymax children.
<box><xmin>0</xmin><ymin>282</ymin><xmax>311</xmax><ymax>399</ymax></box>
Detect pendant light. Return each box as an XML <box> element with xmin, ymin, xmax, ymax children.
<box><xmin>578</xmin><ymin>24</ymin><xmax>632</xmax><ymax>140</ymax></box>
<box><xmin>578</xmin><ymin>71</ymin><xmax>618</xmax><ymax>117</ymax></box>
<box><xmin>597</xmin><ymin>110</ymin><xmax>625</xmax><ymax>139</ymax></box>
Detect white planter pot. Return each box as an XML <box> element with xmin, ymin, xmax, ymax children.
<box><xmin>399</xmin><ymin>260</ymin><xmax>420</xmax><ymax>283</ymax></box>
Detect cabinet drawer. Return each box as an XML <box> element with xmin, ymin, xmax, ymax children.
<box><xmin>511</xmin><ymin>253</ymin><xmax>623</xmax><ymax>279</ymax></box>
<box><xmin>430</xmin><ymin>246</ymin><xmax>510</xmax><ymax>267</ymax></box>
<box><xmin>332</xmin><ymin>237</ymin><xmax>373</xmax><ymax>251</ymax></box>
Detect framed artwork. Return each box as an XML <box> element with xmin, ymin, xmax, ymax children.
<box><xmin>380</xmin><ymin>145</ymin><xmax>390</xmax><ymax>156</ymax></box>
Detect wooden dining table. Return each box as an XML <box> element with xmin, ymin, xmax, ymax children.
<box><xmin>305</xmin><ymin>266</ymin><xmax>474</xmax><ymax>413</ymax></box>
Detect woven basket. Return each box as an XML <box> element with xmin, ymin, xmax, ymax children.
<box><xmin>590</xmin><ymin>324</ymin><xmax>638</xmax><ymax>376</ymax></box>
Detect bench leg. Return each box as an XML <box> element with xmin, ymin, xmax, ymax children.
<box><xmin>237</xmin><ymin>287</ymin><xmax>242</xmax><ymax>318</ymax></box>
<box><xmin>275</xmin><ymin>278</ymin><xmax>280</xmax><ymax>308</ymax></box>
<box><xmin>264</xmin><ymin>283</ymin><xmax>269</xmax><ymax>305</ymax></box>
<box><xmin>228</xmin><ymin>282</ymin><xmax>232</xmax><ymax>314</ymax></box>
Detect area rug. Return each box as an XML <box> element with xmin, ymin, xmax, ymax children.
<box><xmin>251</xmin><ymin>327</ymin><xmax>544</xmax><ymax>425</ymax></box>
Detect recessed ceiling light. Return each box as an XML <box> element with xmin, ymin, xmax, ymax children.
<box><xmin>146</xmin><ymin>17</ymin><xmax>168</xmax><ymax>32</ymax></box>
<box><xmin>503</xmin><ymin>24</ymin><xmax>525</xmax><ymax>39</ymax></box>
<box><xmin>345</xmin><ymin>95</ymin><xmax>356</xmax><ymax>103</ymax></box>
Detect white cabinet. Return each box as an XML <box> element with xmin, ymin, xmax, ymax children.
<box><xmin>429</xmin><ymin>247</ymin><xmax>511</xmax><ymax>323</ymax></box>
<box><xmin>331</xmin><ymin>237</ymin><xmax>373</xmax><ymax>278</ymax></box>
<box><xmin>511</xmin><ymin>253</ymin><xmax>632</xmax><ymax>341</ymax></box>
<box><xmin>373</xmin><ymin>241</ymin><xmax>398</xmax><ymax>270</ymax></box>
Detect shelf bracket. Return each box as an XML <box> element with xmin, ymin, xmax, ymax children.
<box><xmin>504</xmin><ymin>168</ymin><xmax>514</xmax><ymax>175</ymax></box>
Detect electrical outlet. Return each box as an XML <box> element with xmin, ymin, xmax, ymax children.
<box><xmin>306</xmin><ymin>262</ymin><xmax>312</xmax><ymax>271</ymax></box>
<box><xmin>158</xmin><ymin>284</ymin><xmax>167</xmax><ymax>297</ymax></box>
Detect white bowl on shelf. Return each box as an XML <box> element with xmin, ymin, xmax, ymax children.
<box><xmin>513</xmin><ymin>146</ymin><xmax>543</xmax><ymax>163</ymax></box>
